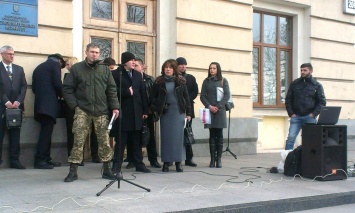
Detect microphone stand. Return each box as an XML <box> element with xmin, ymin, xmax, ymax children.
<box><xmin>222</xmin><ymin>103</ymin><xmax>237</xmax><ymax>159</ymax></box>
<box><xmin>96</xmin><ymin>63</ymin><xmax>151</xmax><ymax>196</ymax></box>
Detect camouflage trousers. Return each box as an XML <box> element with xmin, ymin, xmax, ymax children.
<box><xmin>68</xmin><ymin>107</ymin><xmax>113</xmax><ymax>164</ymax></box>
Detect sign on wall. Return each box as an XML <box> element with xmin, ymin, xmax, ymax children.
<box><xmin>344</xmin><ymin>0</ymin><xmax>355</xmax><ymax>15</ymax></box>
<box><xmin>0</xmin><ymin>0</ymin><xmax>38</xmax><ymax>36</ymax></box>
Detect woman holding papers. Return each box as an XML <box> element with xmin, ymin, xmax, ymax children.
<box><xmin>200</xmin><ymin>62</ymin><xmax>230</xmax><ymax>168</ymax></box>
<box><xmin>150</xmin><ymin>59</ymin><xmax>191</xmax><ymax>172</ymax></box>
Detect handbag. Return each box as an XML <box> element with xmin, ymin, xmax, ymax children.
<box><xmin>184</xmin><ymin>122</ymin><xmax>195</xmax><ymax>145</ymax></box>
<box><xmin>217</xmin><ymin>78</ymin><xmax>234</xmax><ymax>111</ymax></box>
<box><xmin>141</xmin><ymin>119</ymin><xmax>150</xmax><ymax>147</ymax></box>
<box><xmin>5</xmin><ymin>108</ymin><xmax>22</xmax><ymax>129</ymax></box>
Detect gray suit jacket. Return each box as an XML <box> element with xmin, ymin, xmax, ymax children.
<box><xmin>0</xmin><ymin>61</ymin><xmax>27</xmax><ymax>113</ymax></box>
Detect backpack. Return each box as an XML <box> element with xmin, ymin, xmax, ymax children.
<box><xmin>284</xmin><ymin>145</ymin><xmax>302</xmax><ymax>176</ymax></box>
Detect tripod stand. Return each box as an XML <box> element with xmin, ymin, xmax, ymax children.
<box><xmin>96</xmin><ymin>63</ymin><xmax>151</xmax><ymax>196</ymax></box>
<box><xmin>222</xmin><ymin>107</ymin><xmax>237</xmax><ymax>159</ymax></box>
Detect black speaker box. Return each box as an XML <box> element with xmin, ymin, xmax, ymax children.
<box><xmin>302</xmin><ymin>125</ymin><xmax>347</xmax><ymax>181</ymax></box>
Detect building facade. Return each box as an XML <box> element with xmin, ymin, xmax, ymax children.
<box><xmin>0</xmin><ymin>0</ymin><xmax>354</xmax><ymax>166</ymax></box>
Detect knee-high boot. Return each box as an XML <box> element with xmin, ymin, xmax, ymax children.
<box><xmin>209</xmin><ymin>138</ymin><xmax>216</xmax><ymax>168</ymax></box>
<box><xmin>216</xmin><ymin>138</ymin><xmax>224</xmax><ymax>168</ymax></box>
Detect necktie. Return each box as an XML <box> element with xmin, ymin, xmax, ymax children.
<box><xmin>128</xmin><ymin>71</ymin><xmax>132</xmax><ymax>78</ymax></box>
<box><xmin>6</xmin><ymin>66</ymin><xmax>12</xmax><ymax>81</ymax></box>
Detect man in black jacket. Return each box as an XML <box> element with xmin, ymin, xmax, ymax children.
<box><xmin>176</xmin><ymin>57</ymin><xmax>198</xmax><ymax>167</ymax></box>
<box><xmin>32</xmin><ymin>53</ymin><xmax>65</xmax><ymax>169</ymax></box>
<box><xmin>111</xmin><ymin>52</ymin><xmax>150</xmax><ymax>173</ymax></box>
<box><xmin>285</xmin><ymin>63</ymin><xmax>326</xmax><ymax>150</ymax></box>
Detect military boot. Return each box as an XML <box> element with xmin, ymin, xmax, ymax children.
<box><xmin>102</xmin><ymin>162</ymin><xmax>116</xmax><ymax>180</ymax></box>
<box><xmin>64</xmin><ymin>163</ymin><xmax>78</xmax><ymax>182</ymax></box>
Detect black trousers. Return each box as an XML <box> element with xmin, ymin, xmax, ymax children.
<box><xmin>35</xmin><ymin>114</ymin><xmax>55</xmax><ymax>163</ymax></box>
<box><xmin>0</xmin><ymin>115</ymin><xmax>21</xmax><ymax>162</ymax></box>
<box><xmin>114</xmin><ymin>130</ymin><xmax>145</xmax><ymax>169</ymax></box>
<box><xmin>65</xmin><ymin>103</ymin><xmax>98</xmax><ymax>158</ymax></box>
<box><xmin>126</xmin><ymin>114</ymin><xmax>158</xmax><ymax>163</ymax></box>
<box><xmin>185</xmin><ymin>119</ymin><xmax>194</xmax><ymax>161</ymax></box>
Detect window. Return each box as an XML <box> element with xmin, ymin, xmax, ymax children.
<box><xmin>91</xmin><ymin>37</ymin><xmax>112</xmax><ymax>60</ymax></box>
<box><xmin>91</xmin><ymin>0</ymin><xmax>112</xmax><ymax>20</ymax></box>
<box><xmin>127</xmin><ymin>42</ymin><xmax>145</xmax><ymax>62</ymax></box>
<box><xmin>253</xmin><ymin>12</ymin><xmax>292</xmax><ymax>107</ymax></box>
<box><xmin>127</xmin><ymin>4</ymin><xmax>145</xmax><ymax>24</ymax></box>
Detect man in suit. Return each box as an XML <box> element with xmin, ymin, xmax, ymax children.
<box><xmin>32</xmin><ymin>53</ymin><xmax>65</xmax><ymax>169</ymax></box>
<box><xmin>0</xmin><ymin>45</ymin><xmax>27</xmax><ymax>169</ymax></box>
<box><xmin>111</xmin><ymin>51</ymin><xmax>150</xmax><ymax>174</ymax></box>
<box><xmin>176</xmin><ymin>57</ymin><xmax>198</xmax><ymax>167</ymax></box>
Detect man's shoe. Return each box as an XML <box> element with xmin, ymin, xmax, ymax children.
<box><xmin>34</xmin><ymin>161</ymin><xmax>54</xmax><ymax>169</ymax></box>
<box><xmin>126</xmin><ymin>162</ymin><xmax>135</xmax><ymax>169</ymax></box>
<box><xmin>168</xmin><ymin>162</ymin><xmax>173</xmax><ymax>167</ymax></box>
<box><xmin>185</xmin><ymin>160</ymin><xmax>197</xmax><ymax>167</ymax></box>
<box><xmin>47</xmin><ymin>160</ymin><xmax>61</xmax><ymax>167</ymax></box>
<box><xmin>136</xmin><ymin>165</ymin><xmax>151</xmax><ymax>173</ymax></box>
<box><xmin>162</xmin><ymin>162</ymin><xmax>169</xmax><ymax>172</ymax></box>
<box><xmin>150</xmin><ymin>160</ymin><xmax>162</xmax><ymax>168</ymax></box>
<box><xmin>92</xmin><ymin>156</ymin><xmax>101</xmax><ymax>163</ymax></box>
<box><xmin>10</xmin><ymin>161</ymin><xmax>26</xmax><ymax>169</ymax></box>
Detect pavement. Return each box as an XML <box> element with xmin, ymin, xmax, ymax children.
<box><xmin>0</xmin><ymin>151</ymin><xmax>355</xmax><ymax>213</ymax></box>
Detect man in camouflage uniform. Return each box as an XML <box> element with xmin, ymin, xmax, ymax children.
<box><xmin>62</xmin><ymin>43</ymin><xmax>120</xmax><ymax>182</ymax></box>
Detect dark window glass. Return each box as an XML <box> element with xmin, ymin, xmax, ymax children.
<box><xmin>280</xmin><ymin>17</ymin><xmax>292</xmax><ymax>46</ymax></box>
<box><xmin>127</xmin><ymin>5</ymin><xmax>145</xmax><ymax>24</ymax></box>
<box><xmin>91</xmin><ymin>0</ymin><xmax>112</xmax><ymax>20</ymax></box>
<box><xmin>91</xmin><ymin>37</ymin><xmax>112</xmax><ymax>60</ymax></box>
<box><xmin>127</xmin><ymin>42</ymin><xmax>145</xmax><ymax>62</ymax></box>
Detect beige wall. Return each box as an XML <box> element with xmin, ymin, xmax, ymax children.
<box><xmin>175</xmin><ymin>0</ymin><xmax>253</xmax><ymax>118</ymax></box>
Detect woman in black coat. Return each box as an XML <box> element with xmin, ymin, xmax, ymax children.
<box><xmin>200</xmin><ymin>62</ymin><xmax>230</xmax><ymax>168</ymax></box>
<box><xmin>150</xmin><ymin>59</ymin><xmax>191</xmax><ymax>172</ymax></box>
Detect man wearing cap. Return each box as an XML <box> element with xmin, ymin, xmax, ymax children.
<box><xmin>176</xmin><ymin>57</ymin><xmax>198</xmax><ymax>167</ymax></box>
<box><xmin>32</xmin><ymin>53</ymin><xmax>65</xmax><ymax>169</ymax></box>
<box><xmin>62</xmin><ymin>43</ymin><xmax>119</xmax><ymax>182</ymax></box>
<box><xmin>0</xmin><ymin>45</ymin><xmax>27</xmax><ymax>169</ymax></box>
<box><xmin>111</xmin><ymin>51</ymin><xmax>150</xmax><ymax>174</ymax></box>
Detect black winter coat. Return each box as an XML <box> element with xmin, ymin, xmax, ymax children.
<box><xmin>181</xmin><ymin>72</ymin><xmax>198</xmax><ymax>118</ymax></box>
<box><xmin>32</xmin><ymin>59</ymin><xmax>62</xmax><ymax>123</ymax></box>
<box><xmin>110</xmin><ymin>66</ymin><xmax>148</xmax><ymax>135</ymax></box>
<box><xmin>150</xmin><ymin>75</ymin><xmax>192</xmax><ymax>120</ymax></box>
<box><xmin>285</xmin><ymin>76</ymin><xmax>326</xmax><ymax>117</ymax></box>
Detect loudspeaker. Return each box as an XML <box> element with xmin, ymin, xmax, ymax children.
<box><xmin>302</xmin><ymin>125</ymin><xmax>347</xmax><ymax>181</ymax></box>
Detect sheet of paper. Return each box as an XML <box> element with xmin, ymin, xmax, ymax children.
<box><xmin>108</xmin><ymin>112</ymin><xmax>116</xmax><ymax>130</ymax></box>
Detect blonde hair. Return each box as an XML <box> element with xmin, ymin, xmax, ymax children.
<box><xmin>65</xmin><ymin>57</ymin><xmax>78</xmax><ymax>69</ymax></box>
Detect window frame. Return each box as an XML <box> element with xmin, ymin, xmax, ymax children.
<box><xmin>253</xmin><ymin>11</ymin><xmax>293</xmax><ymax>108</ymax></box>
<box><xmin>90</xmin><ymin>0</ymin><xmax>113</xmax><ymax>21</ymax></box>
<box><xmin>126</xmin><ymin>3</ymin><xmax>146</xmax><ymax>25</ymax></box>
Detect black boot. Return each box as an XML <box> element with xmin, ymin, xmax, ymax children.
<box><xmin>64</xmin><ymin>163</ymin><xmax>78</xmax><ymax>182</ymax></box>
<box><xmin>216</xmin><ymin>138</ymin><xmax>223</xmax><ymax>168</ymax></box>
<box><xmin>162</xmin><ymin>162</ymin><xmax>169</xmax><ymax>172</ymax></box>
<box><xmin>209</xmin><ymin>138</ymin><xmax>216</xmax><ymax>168</ymax></box>
<box><xmin>176</xmin><ymin>162</ymin><xmax>183</xmax><ymax>172</ymax></box>
<box><xmin>102</xmin><ymin>162</ymin><xmax>116</xmax><ymax>180</ymax></box>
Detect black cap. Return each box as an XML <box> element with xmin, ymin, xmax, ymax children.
<box><xmin>121</xmin><ymin>51</ymin><xmax>135</xmax><ymax>64</ymax></box>
<box><xmin>103</xmin><ymin>57</ymin><xmax>116</xmax><ymax>66</ymax></box>
<box><xmin>48</xmin><ymin>53</ymin><xmax>65</xmax><ymax>68</ymax></box>
<box><xmin>176</xmin><ymin>57</ymin><xmax>187</xmax><ymax>65</ymax></box>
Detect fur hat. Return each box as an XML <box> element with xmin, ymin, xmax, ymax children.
<box><xmin>48</xmin><ymin>53</ymin><xmax>66</xmax><ymax>68</ymax></box>
<box><xmin>176</xmin><ymin>57</ymin><xmax>187</xmax><ymax>65</ymax></box>
<box><xmin>121</xmin><ymin>51</ymin><xmax>135</xmax><ymax>64</ymax></box>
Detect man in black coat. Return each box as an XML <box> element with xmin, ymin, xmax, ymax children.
<box><xmin>32</xmin><ymin>53</ymin><xmax>65</xmax><ymax>169</ymax></box>
<box><xmin>111</xmin><ymin>51</ymin><xmax>150</xmax><ymax>173</ymax></box>
<box><xmin>0</xmin><ymin>45</ymin><xmax>27</xmax><ymax>169</ymax></box>
<box><xmin>176</xmin><ymin>57</ymin><xmax>198</xmax><ymax>167</ymax></box>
